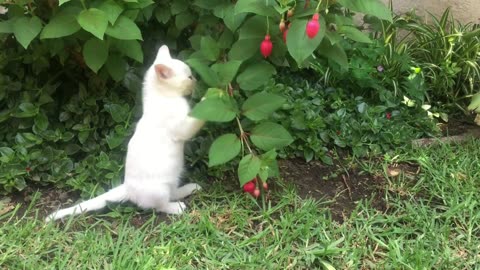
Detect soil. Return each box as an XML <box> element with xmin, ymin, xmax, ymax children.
<box><xmin>2</xmin><ymin>157</ymin><xmax>390</xmax><ymax>225</ymax></box>
<box><xmin>1</xmin><ymin>119</ymin><xmax>477</xmax><ymax>226</ymax></box>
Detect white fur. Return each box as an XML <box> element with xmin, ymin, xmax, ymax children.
<box><xmin>46</xmin><ymin>45</ymin><xmax>205</xmax><ymax>222</ymax></box>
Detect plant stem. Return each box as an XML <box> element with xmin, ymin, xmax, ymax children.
<box><xmin>315</xmin><ymin>0</ymin><xmax>323</xmax><ymax>12</ymax></box>
<box><xmin>236</xmin><ymin>117</ymin><xmax>253</xmax><ymax>154</ymax></box>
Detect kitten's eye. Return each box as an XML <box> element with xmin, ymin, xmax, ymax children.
<box><xmin>188</xmin><ymin>75</ymin><xmax>195</xmax><ymax>80</ymax></box>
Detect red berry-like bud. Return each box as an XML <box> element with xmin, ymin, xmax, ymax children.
<box><xmin>306</xmin><ymin>13</ymin><xmax>320</xmax><ymax>39</ymax></box>
<box><xmin>243</xmin><ymin>181</ymin><xmax>255</xmax><ymax>193</ymax></box>
<box><xmin>263</xmin><ymin>182</ymin><xmax>268</xmax><ymax>190</ymax></box>
<box><xmin>386</xmin><ymin>112</ymin><xmax>392</xmax><ymax>119</ymax></box>
<box><xmin>260</xmin><ymin>35</ymin><xmax>273</xmax><ymax>58</ymax></box>
<box><xmin>252</xmin><ymin>189</ymin><xmax>260</xmax><ymax>198</ymax></box>
<box><xmin>279</xmin><ymin>20</ymin><xmax>286</xmax><ymax>32</ymax></box>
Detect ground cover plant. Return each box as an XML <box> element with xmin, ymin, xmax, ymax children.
<box><xmin>1</xmin><ymin>139</ymin><xmax>479</xmax><ymax>269</ymax></box>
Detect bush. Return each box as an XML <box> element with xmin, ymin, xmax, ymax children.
<box><xmin>1</xmin><ymin>0</ymin><xmax>400</xmax><ymax>195</ymax></box>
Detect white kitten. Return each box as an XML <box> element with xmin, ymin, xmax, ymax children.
<box><xmin>46</xmin><ymin>45</ymin><xmax>205</xmax><ymax>222</ymax></box>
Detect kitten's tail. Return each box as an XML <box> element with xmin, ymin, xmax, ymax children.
<box><xmin>45</xmin><ymin>184</ymin><xmax>128</xmax><ymax>222</ymax></box>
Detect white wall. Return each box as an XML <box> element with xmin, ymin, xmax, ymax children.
<box><xmin>384</xmin><ymin>0</ymin><xmax>480</xmax><ymax>24</ymax></box>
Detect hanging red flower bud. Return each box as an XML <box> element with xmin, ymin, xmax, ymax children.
<box><xmin>279</xmin><ymin>19</ymin><xmax>286</xmax><ymax>32</ymax></box>
<box><xmin>260</xmin><ymin>35</ymin><xmax>273</xmax><ymax>58</ymax></box>
<box><xmin>306</xmin><ymin>13</ymin><xmax>320</xmax><ymax>39</ymax></box>
<box><xmin>243</xmin><ymin>181</ymin><xmax>255</xmax><ymax>193</ymax></box>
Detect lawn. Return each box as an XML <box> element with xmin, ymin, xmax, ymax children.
<box><xmin>1</xmin><ymin>139</ymin><xmax>479</xmax><ymax>269</ymax></box>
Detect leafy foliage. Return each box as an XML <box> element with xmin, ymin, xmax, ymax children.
<box><xmin>268</xmin><ymin>69</ymin><xmax>440</xmax><ymax>163</ymax></box>
<box><xmin>0</xmin><ymin>0</ymin><xmax>404</xmax><ymax>194</ymax></box>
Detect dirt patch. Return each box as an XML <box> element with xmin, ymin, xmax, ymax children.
<box><xmin>279</xmin><ymin>158</ymin><xmax>387</xmax><ymax>222</ymax></box>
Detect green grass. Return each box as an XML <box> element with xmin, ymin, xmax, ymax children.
<box><xmin>1</xmin><ymin>140</ymin><xmax>480</xmax><ymax>269</ymax></box>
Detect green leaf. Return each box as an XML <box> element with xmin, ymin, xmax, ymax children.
<box><xmin>208</xmin><ymin>133</ymin><xmax>241</xmax><ymax>167</ymax></box>
<box><xmin>12</xmin><ymin>16</ymin><xmax>42</xmax><ymax>49</ymax></box>
<box><xmin>250</xmin><ymin>122</ymin><xmax>293</xmax><ymax>151</ymax></box>
<box><xmin>34</xmin><ymin>113</ymin><xmax>49</xmax><ymax>131</ymax></box>
<box><xmin>83</xmin><ymin>38</ymin><xmax>109</xmax><ymax>73</ymax></box>
<box><xmin>176</xmin><ymin>11</ymin><xmax>196</xmax><ymax>31</ymax></box>
<box><xmin>113</xmin><ymin>40</ymin><xmax>143</xmax><ymax>63</ymax></box>
<box><xmin>221</xmin><ymin>5</ymin><xmax>247</xmax><ymax>32</ymax></box>
<box><xmin>235</xmin><ymin>0</ymin><xmax>277</xmax><ymax>17</ymax></box>
<box><xmin>190</xmin><ymin>97</ymin><xmax>237</xmax><ymax>122</ymax></box>
<box><xmin>203</xmin><ymin>88</ymin><xmax>226</xmax><ymax>99</ymax></box>
<box><xmin>468</xmin><ymin>93</ymin><xmax>480</xmax><ymax>112</ymax></box>
<box><xmin>228</xmin><ymin>39</ymin><xmax>260</xmax><ymax>61</ymax></box>
<box><xmin>0</xmin><ymin>20</ymin><xmax>13</xmax><ymax>34</ymax></box>
<box><xmin>317</xmin><ymin>40</ymin><xmax>348</xmax><ymax>68</ymax></box>
<box><xmin>337</xmin><ymin>0</ymin><xmax>392</xmax><ymax>22</ymax></box>
<box><xmin>242</xmin><ymin>92</ymin><xmax>285</xmax><ymax>121</ymax></box>
<box><xmin>171</xmin><ymin>0</ymin><xmax>189</xmax><ymax>15</ymax></box>
<box><xmin>77</xmin><ymin>8</ymin><xmax>108</xmax><ymax>40</ymax></box>
<box><xmin>287</xmin><ymin>17</ymin><xmax>326</xmax><ymax>66</ymax></box>
<box><xmin>14</xmin><ymin>102</ymin><xmax>39</xmax><ymax>118</ymax></box>
<box><xmin>40</xmin><ymin>7</ymin><xmax>81</xmax><ymax>39</ymax></box>
<box><xmin>104</xmin><ymin>104</ymin><xmax>129</xmax><ymax>123</ymax></box>
<box><xmin>200</xmin><ymin>36</ymin><xmax>220</xmax><ymax>61</ymax></box>
<box><xmin>186</xmin><ymin>58</ymin><xmax>220</xmax><ymax>87</ymax></box>
<box><xmin>106</xmin><ymin>54</ymin><xmax>127</xmax><ymax>82</ymax></box>
<box><xmin>59</xmin><ymin>0</ymin><xmax>71</xmax><ymax>6</ymax></box>
<box><xmin>338</xmin><ymin>25</ymin><xmax>372</xmax><ymax>43</ymax></box>
<box><xmin>106</xmin><ymin>15</ymin><xmax>143</xmax><ymax>40</ymax></box>
<box><xmin>155</xmin><ymin>6</ymin><xmax>171</xmax><ymax>24</ymax></box>
<box><xmin>98</xmin><ymin>0</ymin><xmax>124</xmax><ymax>24</ymax></box>
<box><xmin>211</xmin><ymin>61</ymin><xmax>242</xmax><ymax>85</ymax></box>
<box><xmin>236</xmin><ymin>61</ymin><xmax>276</xmax><ymax>91</ymax></box>
<box><xmin>238</xmin><ymin>154</ymin><xmax>261</xmax><ymax>186</ymax></box>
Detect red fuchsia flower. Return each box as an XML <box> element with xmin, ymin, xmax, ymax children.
<box><xmin>306</xmin><ymin>13</ymin><xmax>320</xmax><ymax>39</ymax></box>
<box><xmin>260</xmin><ymin>35</ymin><xmax>273</xmax><ymax>58</ymax></box>
<box><xmin>243</xmin><ymin>181</ymin><xmax>255</xmax><ymax>193</ymax></box>
<box><xmin>386</xmin><ymin>112</ymin><xmax>392</xmax><ymax>119</ymax></box>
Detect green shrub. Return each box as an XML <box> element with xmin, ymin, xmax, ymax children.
<box><xmin>1</xmin><ymin>0</ymin><xmax>400</xmax><ymax>195</ymax></box>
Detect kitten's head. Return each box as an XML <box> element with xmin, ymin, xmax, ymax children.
<box><xmin>148</xmin><ymin>45</ymin><xmax>195</xmax><ymax>96</ymax></box>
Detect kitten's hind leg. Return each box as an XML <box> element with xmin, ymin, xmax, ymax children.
<box><xmin>170</xmin><ymin>183</ymin><xmax>202</xmax><ymax>201</ymax></box>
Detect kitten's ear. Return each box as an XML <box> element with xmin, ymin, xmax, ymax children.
<box><xmin>156</xmin><ymin>45</ymin><xmax>171</xmax><ymax>60</ymax></box>
<box><xmin>154</xmin><ymin>64</ymin><xmax>174</xmax><ymax>79</ymax></box>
